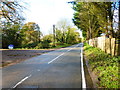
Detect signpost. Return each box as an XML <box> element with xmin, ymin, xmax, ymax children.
<box><xmin>8</xmin><ymin>44</ymin><xmax>14</xmax><ymax>49</ymax></box>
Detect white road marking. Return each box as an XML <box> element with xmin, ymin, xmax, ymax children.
<box><xmin>67</xmin><ymin>48</ymin><xmax>72</xmax><ymax>52</ymax></box>
<box><xmin>48</xmin><ymin>53</ymin><xmax>65</xmax><ymax>64</ymax></box>
<box><xmin>48</xmin><ymin>44</ymin><xmax>80</xmax><ymax>64</ymax></box>
<box><xmin>80</xmin><ymin>45</ymin><xmax>86</xmax><ymax>88</ymax></box>
<box><xmin>12</xmin><ymin>75</ymin><xmax>31</xmax><ymax>88</ymax></box>
<box><xmin>11</xmin><ymin>44</ymin><xmax>80</xmax><ymax>88</ymax></box>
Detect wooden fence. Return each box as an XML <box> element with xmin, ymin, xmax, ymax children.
<box><xmin>88</xmin><ymin>35</ymin><xmax>120</xmax><ymax>56</ymax></box>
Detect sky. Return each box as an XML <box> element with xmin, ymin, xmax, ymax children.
<box><xmin>24</xmin><ymin>0</ymin><xmax>75</xmax><ymax>35</ymax></box>
<box><xmin>113</xmin><ymin>2</ymin><xmax>119</xmax><ymax>32</ymax></box>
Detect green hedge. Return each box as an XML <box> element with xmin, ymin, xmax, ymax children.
<box><xmin>84</xmin><ymin>43</ymin><xmax>119</xmax><ymax>88</ymax></box>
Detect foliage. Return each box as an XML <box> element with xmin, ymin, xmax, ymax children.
<box><xmin>51</xmin><ymin>43</ymin><xmax>72</xmax><ymax>49</ymax></box>
<box><xmin>2</xmin><ymin>22</ymin><xmax>42</xmax><ymax>49</ymax></box>
<box><xmin>0</xmin><ymin>0</ymin><xmax>27</xmax><ymax>49</ymax></box>
<box><xmin>0</xmin><ymin>0</ymin><xmax>25</xmax><ymax>23</ymax></box>
<box><xmin>72</xmin><ymin>1</ymin><xmax>114</xmax><ymax>39</ymax></box>
<box><xmin>2</xmin><ymin>22</ymin><xmax>23</xmax><ymax>48</ymax></box>
<box><xmin>21</xmin><ymin>22</ymin><xmax>42</xmax><ymax>45</ymax></box>
<box><xmin>23</xmin><ymin>42</ymin><xmax>39</xmax><ymax>48</ymax></box>
<box><xmin>84</xmin><ymin>43</ymin><xmax>119</xmax><ymax>88</ymax></box>
<box><xmin>55</xmin><ymin>19</ymin><xmax>81</xmax><ymax>44</ymax></box>
<box><xmin>2</xmin><ymin>20</ymin><xmax>80</xmax><ymax>49</ymax></box>
<box><xmin>42</xmin><ymin>34</ymin><xmax>53</xmax><ymax>43</ymax></box>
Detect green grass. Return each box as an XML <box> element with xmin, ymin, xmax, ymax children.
<box><xmin>15</xmin><ymin>43</ymin><xmax>74</xmax><ymax>49</ymax></box>
<box><xmin>49</xmin><ymin>43</ymin><xmax>72</xmax><ymax>49</ymax></box>
<box><xmin>84</xmin><ymin>43</ymin><xmax>119</xmax><ymax>88</ymax></box>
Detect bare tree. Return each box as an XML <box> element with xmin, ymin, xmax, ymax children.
<box><xmin>0</xmin><ymin>0</ymin><xmax>25</xmax><ymax>23</ymax></box>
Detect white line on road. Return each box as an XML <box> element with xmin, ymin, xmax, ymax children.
<box><xmin>80</xmin><ymin>44</ymin><xmax>86</xmax><ymax>89</ymax></box>
<box><xmin>67</xmin><ymin>48</ymin><xmax>72</xmax><ymax>52</ymax></box>
<box><xmin>48</xmin><ymin>44</ymin><xmax>80</xmax><ymax>64</ymax></box>
<box><xmin>12</xmin><ymin>75</ymin><xmax>31</xmax><ymax>88</ymax></box>
<box><xmin>48</xmin><ymin>53</ymin><xmax>65</xmax><ymax>64</ymax></box>
<box><xmin>11</xmin><ymin>44</ymin><xmax>81</xmax><ymax>88</ymax></box>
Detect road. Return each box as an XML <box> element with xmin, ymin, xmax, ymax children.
<box><xmin>2</xmin><ymin>43</ymin><xmax>83</xmax><ymax>88</ymax></box>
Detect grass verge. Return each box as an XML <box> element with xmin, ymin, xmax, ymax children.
<box><xmin>84</xmin><ymin>43</ymin><xmax>119</xmax><ymax>88</ymax></box>
<box><xmin>15</xmin><ymin>43</ymin><xmax>74</xmax><ymax>49</ymax></box>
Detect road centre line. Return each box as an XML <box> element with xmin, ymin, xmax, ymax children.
<box><xmin>48</xmin><ymin>44</ymin><xmax>79</xmax><ymax>64</ymax></box>
<box><xmin>48</xmin><ymin>53</ymin><xmax>65</xmax><ymax>64</ymax></box>
<box><xmin>67</xmin><ymin>48</ymin><xmax>72</xmax><ymax>52</ymax></box>
<box><xmin>12</xmin><ymin>75</ymin><xmax>31</xmax><ymax>88</ymax></box>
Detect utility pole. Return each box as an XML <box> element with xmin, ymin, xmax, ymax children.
<box><xmin>38</xmin><ymin>27</ymin><xmax>41</xmax><ymax>43</ymax></box>
<box><xmin>53</xmin><ymin>25</ymin><xmax>56</xmax><ymax>47</ymax></box>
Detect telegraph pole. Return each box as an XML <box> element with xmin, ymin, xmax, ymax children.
<box><xmin>53</xmin><ymin>25</ymin><xmax>56</xmax><ymax>47</ymax></box>
<box><xmin>38</xmin><ymin>27</ymin><xmax>41</xmax><ymax>43</ymax></box>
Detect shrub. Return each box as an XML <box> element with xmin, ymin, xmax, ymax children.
<box><xmin>84</xmin><ymin>43</ymin><xmax>119</xmax><ymax>88</ymax></box>
<box><xmin>23</xmin><ymin>42</ymin><xmax>39</xmax><ymax>48</ymax></box>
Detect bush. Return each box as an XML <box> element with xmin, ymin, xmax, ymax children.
<box><xmin>84</xmin><ymin>43</ymin><xmax>119</xmax><ymax>88</ymax></box>
<box><xmin>22</xmin><ymin>42</ymin><xmax>39</xmax><ymax>48</ymax></box>
<box><xmin>41</xmin><ymin>41</ymin><xmax>50</xmax><ymax>48</ymax></box>
<box><xmin>22</xmin><ymin>40</ymin><xmax>51</xmax><ymax>49</ymax></box>
<box><xmin>35</xmin><ymin>41</ymin><xmax>51</xmax><ymax>49</ymax></box>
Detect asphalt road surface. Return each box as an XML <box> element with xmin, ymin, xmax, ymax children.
<box><xmin>2</xmin><ymin>43</ymin><xmax>83</xmax><ymax>88</ymax></box>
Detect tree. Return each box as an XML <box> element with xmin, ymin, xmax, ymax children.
<box><xmin>2</xmin><ymin>22</ymin><xmax>23</xmax><ymax>48</ymax></box>
<box><xmin>72</xmin><ymin>2</ymin><xmax>99</xmax><ymax>39</ymax></box>
<box><xmin>66</xmin><ymin>27</ymin><xmax>80</xmax><ymax>44</ymax></box>
<box><xmin>55</xmin><ymin>29</ymin><xmax>63</xmax><ymax>43</ymax></box>
<box><xmin>55</xmin><ymin>19</ymin><xmax>80</xmax><ymax>44</ymax></box>
<box><xmin>56</xmin><ymin>19</ymin><xmax>71</xmax><ymax>43</ymax></box>
<box><xmin>0</xmin><ymin>0</ymin><xmax>25</xmax><ymax>23</ymax></box>
<box><xmin>21</xmin><ymin>22</ymin><xmax>42</xmax><ymax>45</ymax></box>
<box><xmin>42</xmin><ymin>34</ymin><xmax>53</xmax><ymax>43</ymax></box>
<box><xmin>72</xmin><ymin>1</ymin><xmax>114</xmax><ymax>39</ymax></box>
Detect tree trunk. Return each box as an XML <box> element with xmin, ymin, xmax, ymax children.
<box><xmin>89</xmin><ymin>19</ymin><xmax>92</xmax><ymax>39</ymax></box>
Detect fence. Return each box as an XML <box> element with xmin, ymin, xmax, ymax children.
<box><xmin>88</xmin><ymin>35</ymin><xmax>120</xmax><ymax>56</ymax></box>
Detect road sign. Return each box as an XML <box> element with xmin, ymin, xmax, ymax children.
<box><xmin>8</xmin><ymin>44</ymin><xmax>14</xmax><ymax>49</ymax></box>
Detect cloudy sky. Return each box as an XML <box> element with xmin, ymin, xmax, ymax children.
<box><xmin>24</xmin><ymin>0</ymin><xmax>74</xmax><ymax>35</ymax></box>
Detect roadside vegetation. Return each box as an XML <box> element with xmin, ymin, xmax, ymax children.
<box><xmin>84</xmin><ymin>43</ymin><xmax>119</xmax><ymax>88</ymax></box>
<box><xmin>2</xmin><ymin>19</ymin><xmax>81</xmax><ymax>49</ymax></box>
<box><xmin>1</xmin><ymin>1</ymin><xmax>81</xmax><ymax>49</ymax></box>
<box><xmin>16</xmin><ymin>42</ymin><xmax>77</xmax><ymax>49</ymax></box>
<box><xmin>71</xmin><ymin>1</ymin><xmax>120</xmax><ymax>40</ymax></box>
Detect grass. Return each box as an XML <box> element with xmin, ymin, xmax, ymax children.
<box><xmin>14</xmin><ymin>43</ymin><xmax>74</xmax><ymax>50</ymax></box>
<box><xmin>84</xmin><ymin>43</ymin><xmax>119</xmax><ymax>88</ymax></box>
<box><xmin>50</xmin><ymin>43</ymin><xmax>72</xmax><ymax>49</ymax></box>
